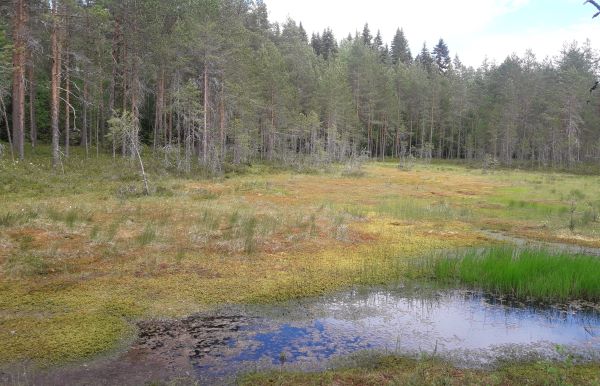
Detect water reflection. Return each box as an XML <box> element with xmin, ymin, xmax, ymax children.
<box><xmin>148</xmin><ymin>287</ymin><xmax>600</xmax><ymax>382</ymax></box>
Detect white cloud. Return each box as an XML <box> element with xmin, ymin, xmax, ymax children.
<box><xmin>265</xmin><ymin>0</ymin><xmax>599</xmax><ymax>67</ymax></box>
<box><xmin>460</xmin><ymin>19</ymin><xmax>599</xmax><ymax>66</ymax></box>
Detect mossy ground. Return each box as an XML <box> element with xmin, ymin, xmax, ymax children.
<box><xmin>2</xmin><ymin>149</ymin><xmax>600</xmax><ymax>369</ymax></box>
<box><xmin>240</xmin><ymin>355</ymin><xmax>600</xmax><ymax>386</ymax></box>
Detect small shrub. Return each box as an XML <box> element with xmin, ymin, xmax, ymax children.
<box><xmin>192</xmin><ymin>188</ymin><xmax>218</xmax><ymax>200</ymax></box>
<box><xmin>341</xmin><ymin>205</ymin><xmax>368</xmax><ymax>220</ymax></box>
<box><xmin>333</xmin><ymin>215</ymin><xmax>348</xmax><ymax>241</ymax></box>
<box><xmin>154</xmin><ymin>185</ymin><xmax>174</xmax><ymax>197</ymax></box>
<box><xmin>482</xmin><ymin>154</ymin><xmax>499</xmax><ymax>174</ymax></box>
<box><xmin>115</xmin><ymin>184</ymin><xmax>143</xmax><ymax>199</ymax></box>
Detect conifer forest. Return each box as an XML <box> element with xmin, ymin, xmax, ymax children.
<box><xmin>1</xmin><ymin>1</ymin><xmax>600</xmax><ymax>169</ymax></box>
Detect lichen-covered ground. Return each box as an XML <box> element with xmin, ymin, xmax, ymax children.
<box><xmin>2</xmin><ymin>153</ymin><xmax>600</xmax><ymax>372</ymax></box>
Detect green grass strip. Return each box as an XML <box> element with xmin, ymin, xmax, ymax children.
<box><xmin>423</xmin><ymin>247</ymin><xmax>600</xmax><ymax>302</ymax></box>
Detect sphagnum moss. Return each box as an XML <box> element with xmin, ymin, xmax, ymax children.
<box><xmin>2</xmin><ymin>149</ymin><xmax>600</xmax><ymax>366</ymax></box>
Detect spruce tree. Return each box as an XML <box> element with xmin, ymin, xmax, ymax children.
<box><xmin>321</xmin><ymin>28</ymin><xmax>338</xmax><ymax>60</ymax></box>
<box><xmin>373</xmin><ymin>30</ymin><xmax>383</xmax><ymax>51</ymax></box>
<box><xmin>361</xmin><ymin>23</ymin><xmax>372</xmax><ymax>46</ymax></box>
<box><xmin>391</xmin><ymin>28</ymin><xmax>412</xmax><ymax>65</ymax></box>
<box><xmin>311</xmin><ymin>33</ymin><xmax>321</xmax><ymax>56</ymax></box>
<box><xmin>416</xmin><ymin>42</ymin><xmax>433</xmax><ymax>72</ymax></box>
<box><xmin>433</xmin><ymin>38</ymin><xmax>451</xmax><ymax>74</ymax></box>
<box><xmin>298</xmin><ymin>22</ymin><xmax>308</xmax><ymax>43</ymax></box>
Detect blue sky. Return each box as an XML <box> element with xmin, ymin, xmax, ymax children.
<box><xmin>266</xmin><ymin>0</ymin><xmax>599</xmax><ymax>67</ymax></box>
<box><xmin>487</xmin><ymin>0</ymin><xmax>585</xmax><ymax>33</ymax></box>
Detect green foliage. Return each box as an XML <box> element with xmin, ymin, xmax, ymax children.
<box><xmin>2</xmin><ymin>0</ymin><xmax>600</xmax><ymax>170</ymax></box>
<box><xmin>418</xmin><ymin>248</ymin><xmax>600</xmax><ymax>302</ymax></box>
<box><xmin>0</xmin><ymin>21</ymin><xmax>10</xmax><ymax>70</ymax></box>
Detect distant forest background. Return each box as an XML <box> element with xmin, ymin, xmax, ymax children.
<box><xmin>1</xmin><ymin>0</ymin><xmax>600</xmax><ymax>172</ymax></box>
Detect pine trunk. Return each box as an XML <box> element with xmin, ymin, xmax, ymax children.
<box><xmin>12</xmin><ymin>0</ymin><xmax>27</xmax><ymax>160</ymax></box>
<box><xmin>28</xmin><ymin>59</ymin><xmax>36</xmax><ymax>148</ymax></box>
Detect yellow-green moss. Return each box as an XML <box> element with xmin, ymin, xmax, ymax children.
<box><xmin>2</xmin><ymin>152</ymin><xmax>600</xmax><ymax>366</ymax></box>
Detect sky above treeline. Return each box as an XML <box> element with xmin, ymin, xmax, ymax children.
<box><xmin>265</xmin><ymin>0</ymin><xmax>599</xmax><ymax>67</ymax></box>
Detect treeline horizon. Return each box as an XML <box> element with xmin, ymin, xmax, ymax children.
<box><xmin>1</xmin><ymin>0</ymin><xmax>600</xmax><ymax>171</ymax></box>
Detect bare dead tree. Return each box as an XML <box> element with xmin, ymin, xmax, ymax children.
<box><xmin>107</xmin><ymin>111</ymin><xmax>150</xmax><ymax>195</ymax></box>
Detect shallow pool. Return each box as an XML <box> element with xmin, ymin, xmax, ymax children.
<box><xmin>152</xmin><ymin>286</ymin><xmax>600</xmax><ymax>382</ymax></box>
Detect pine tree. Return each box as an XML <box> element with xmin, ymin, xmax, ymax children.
<box><xmin>248</xmin><ymin>0</ymin><xmax>269</xmax><ymax>33</ymax></box>
<box><xmin>381</xmin><ymin>43</ymin><xmax>390</xmax><ymax>64</ymax></box>
<box><xmin>11</xmin><ymin>0</ymin><xmax>28</xmax><ymax>160</ymax></box>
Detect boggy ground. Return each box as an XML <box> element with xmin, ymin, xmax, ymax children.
<box><xmin>241</xmin><ymin>355</ymin><xmax>600</xmax><ymax>386</ymax></box>
<box><xmin>2</xmin><ymin>151</ymin><xmax>600</xmax><ymax>379</ymax></box>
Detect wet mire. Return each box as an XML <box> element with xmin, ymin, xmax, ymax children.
<box><xmin>22</xmin><ymin>285</ymin><xmax>600</xmax><ymax>385</ymax></box>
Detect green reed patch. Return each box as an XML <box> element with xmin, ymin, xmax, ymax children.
<box><xmin>414</xmin><ymin>247</ymin><xmax>600</xmax><ymax>302</ymax></box>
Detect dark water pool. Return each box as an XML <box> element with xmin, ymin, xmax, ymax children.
<box><xmin>149</xmin><ymin>286</ymin><xmax>600</xmax><ymax>383</ymax></box>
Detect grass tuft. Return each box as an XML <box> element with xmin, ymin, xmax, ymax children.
<box><xmin>5</xmin><ymin>253</ymin><xmax>49</xmax><ymax>277</ymax></box>
<box><xmin>137</xmin><ymin>225</ymin><xmax>157</xmax><ymax>246</ymax></box>
<box><xmin>240</xmin><ymin>354</ymin><xmax>600</xmax><ymax>386</ymax></box>
<box><xmin>415</xmin><ymin>247</ymin><xmax>600</xmax><ymax>302</ymax></box>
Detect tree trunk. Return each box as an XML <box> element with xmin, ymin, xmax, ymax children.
<box><xmin>82</xmin><ymin>76</ymin><xmax>88</xmax><ymax>156</ymax></box>
<box><xmin>154</xmin><ymin>68</ymin><xmax>164</xmax><ymax>150</ymax></box>
<box><xmin>12</xmin><ymin>0</ymin><xmax>27</xmax><ymax>160</ymax></box>
<box><xmin>0</xmin><ymin>93</ymin><xmax>14</xmax><ymax>161</ymax></box>
<box><xmin>220</xmin><ymin>83</ymin><xmax>226</xmax><ymax>159</ymax></box>
<box><xmin>64</xmin><ymin>50</ymin><xmax>70</xmax><ymax>158</ymax></box>
<box><xmin>203</xmin><ymin>64</ymin><xmax>209</xmax><ymax>164</ymax></box>
<box><xmin>28</xmin><ymin>59</ymin><xmax>36</xmax><ymax>148</ymax></box>
<box><xmin>269</xmin><ymin>89</ymin><xmax>275</xmax><ymax>161</ymax></box>
<box><xmin>51</xmin><ymin>0</ymin><xmax>63</xmax><ymax>169</ymax></box>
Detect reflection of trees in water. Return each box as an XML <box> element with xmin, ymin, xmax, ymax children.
<box><xmin>475</xmin><ymin>291</ymin><xmax>600</xmax><ymax>326</ymax></box>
